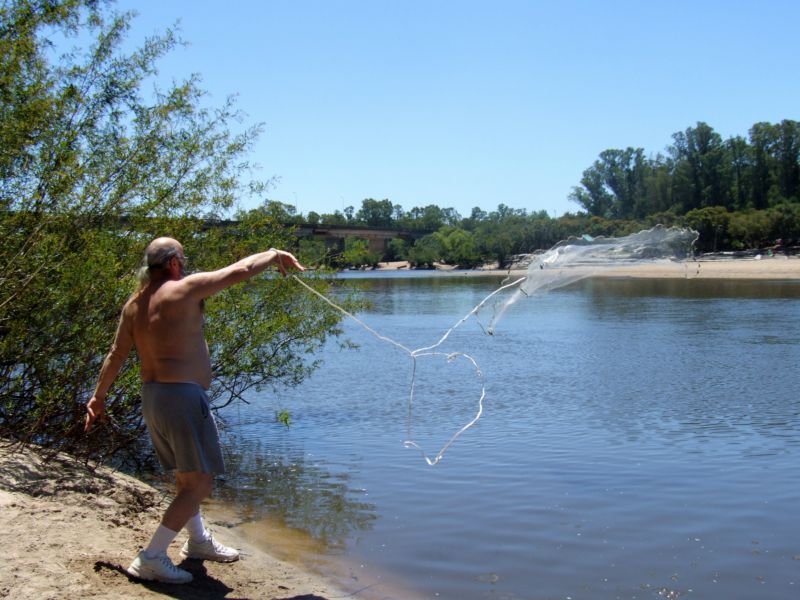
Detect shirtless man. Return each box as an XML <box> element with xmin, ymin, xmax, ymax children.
<box><xmin>85</xmin><ymin>237</ymin><xmax>305</xmax><ymax>584</ymax></box>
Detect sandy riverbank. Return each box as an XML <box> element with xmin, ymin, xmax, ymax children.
<box><xmin>376</xmin><ymin>256</ymin><xmax>800</xmax><ymax>280</ymax></box>
<box><xmin>0</xmin><ymin>443</ymin><xmax>350</xmax><ymax>600</ymax></box>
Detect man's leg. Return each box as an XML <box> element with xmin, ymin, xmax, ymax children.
<box><xmin>127</xmin><ymin>471</ymin><xmax>213</xmax><ymax>583</ymax></box>
<box><xmin>175</xmin><ymin>472</ymin><xmax>240</xmax><ymax>563</ymax></box>
<box><xmin>162</xmin><ymin>471</ymin><xmax>214</xmax><ymax>532</ymax></box>
<box><xmin>142</xmin><ymin>471</ymin><xmax>213</xmax><ymax>556</ymax></box>
<box><xmin>184</xmin><ymin>511</ymin><xmax>211</xmax><ymax>543</ymax></box>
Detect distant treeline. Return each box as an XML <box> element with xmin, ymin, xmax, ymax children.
<box><xmin>569</xmin><ymin>120</ymin><xmax>800</xmax><ymax>219</ymax></box>
<box><xmin>243</xmin><ymin>119</ymin><xmax>800</xmax><ymax>268</ymax></box>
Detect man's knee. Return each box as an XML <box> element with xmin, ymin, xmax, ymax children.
<box><xmin>176</xmin><ymin>471</ymin><xmax>214</xmax><ymax>500</ymax></box>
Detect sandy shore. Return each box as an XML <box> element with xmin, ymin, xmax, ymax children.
<box><xmin>377</xmin><ymin>256</ymin><xmax>800</xmax><ymax>280</ymax></box>
<box><xmin>0</xmin><ymin>443</ymin><xmax>349</xmax><ymax>600</ymax></box>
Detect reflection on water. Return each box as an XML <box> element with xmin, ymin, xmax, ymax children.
<box><xmin>217</xmin><ymin>273</ymin><xmax>800</xmax><ymax>600</ymax></box>
<box><xmin>215</xmin><ymin>434</ymin><xmax>377</xmax><ymax>551</ymax></box>
<box><xmin>582</xmin><ymin>276</ymin><xmax>800</xmax><ymax>299</ymax></box>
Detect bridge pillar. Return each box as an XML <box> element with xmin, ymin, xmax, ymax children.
<box><xmin>367</xmin><ymin>237</ymin><xmax>386</xmax><ymax>254</ymax></box>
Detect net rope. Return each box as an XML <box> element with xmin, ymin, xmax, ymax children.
<box><xmin>291</xmin><ymin>225</ymin><xmax>698</xmax><ymax>465</ymax></box>
<box><xmin>291</xmin><ymin>274</ymin><xmax>525</xmax><ymax>465</ymax></box>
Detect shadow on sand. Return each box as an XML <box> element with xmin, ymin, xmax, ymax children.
<box><xmin>94</xmin><ymin>560</ymin><xmax>335</xmax><ymax>600</ymax></box>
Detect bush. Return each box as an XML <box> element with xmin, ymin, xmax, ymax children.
<box><xmin>0</xmin><ymin>1</ymin><xmax>343</xmax><ymax>466</ymax></box>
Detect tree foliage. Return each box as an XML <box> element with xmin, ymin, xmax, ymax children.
<box><xmin>570</xmin><ymin>120</ymin><xmax>800</xmax><ymax>220</ymax></box>
<box><xmin>0</xmin><ymin>0</ymin><xmax>342</xmax><ymax>466</ymax></box>
<box><xmin>356</xmin><ymin>198</ymin><xmax>394</xmax><ymax>228</ymax></box>
<box><xmin>341</xmin><ymin>237</ymin><xmax>380</xmax><ymax>268</ymax></box>
<box><xmin>261</xmin><ymin>117</ymin><xmax>800</xmax><ymax>268</ymax></box>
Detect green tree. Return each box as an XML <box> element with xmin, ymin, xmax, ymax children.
<box><xmin>766</xmin><ymin>201</ymin><xmax>800</xmax><ymax>243</ymax></box>
<box><xmin>319</xmin><ymin>210</ymin><xmax>347</xmax><ymax>225</ymax></box>
<box><xmin>641</xmin><ymin>155</ymin><xmax>675</xmax><ymax>216</ymax></box>
<box><xmin>727</xmin><ymin>210</ymin><xmax>770</xmax><ymax>250</ymax></box>
<box><xmin>385</xmin><ymin>237</ymin><xmax>408</xmax><ymax>261</ymax></box>
<box><xmin>356</xmin><ymin>198</ymin><xmax>394</xmax><ymax>227</ymax></box>
<box><xmin>392</xmin><ymin>203</ymin><xmax>405</xmax><ymax>223</ymax></box>
<box><xmin>461</xmin><ymin>206</ymin><xmax>488</xmax><ymax>231</ymax></box>
<box><xmin>570</xmin><ymin>167</ymin><xmax>614</xmax><ymax>217</ymax></box>
<box><xmin>670</xmin><ymin>122</ymin><xmax>731</xmax><ymax>212</ymax></box>
<box><xmin>406</xmin><ymin>234</ymin><xmax>444</xmax><ymax>267</ymax></box>
<box><xmin>297</xmin><ymin>237</ymin><xmax>329</xmax><ymax>266</ymax></box>
<box><xmin>398</xmin><ymin>204</ymin><xmax>458</xmax><ymax>231</ymax></box>
<box><xmin>685</xmin><ymin>206</ymin><xmax>730</xmax><ymax>252</ymax></box>
<box><xmin>774</xmin><ymin>120</ymin><xmax>800</xmax><ymax>202</ymax></box>
<box><xmin>749</xmin><ymin>122</ymin><xmax>777</xmax><ymax>210</ymax></box>
<box><xmin>473</xmin><ymin>220</ymin><xmax>515</xmax><ymax>267</ymax></box>
<box><xmin>595</xmin><ymin>148</ymin><xmax>649</xmax><ymax>218</ymax></box>
<box><xmin>434</xmin><ymin>226</ymin><xmax>480</xmax><ymax>267</ymax></box>
<box><xmin>242</xmin><ymin>200</ymin><xmax>302</xmax><ymax>224</ymax></box>
<box><xmin>0</xmin><ymin>0</ymin><xmax>342</xmax><ymax>464</ymax></box>
<box><xmin>341</xmin><ymin>237</ymin><xmax>379</xmax><ymax>268</ymax></box>
<box><xmin>726</xmin><ymin>135</ymin><xmax>752</xmax><ymax>211</ymax></box>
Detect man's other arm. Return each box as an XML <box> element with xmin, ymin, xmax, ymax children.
<box><xmin>85</xmin><ymin>309</ymin><xmax>135</xmax><ymax>432</ymax></box>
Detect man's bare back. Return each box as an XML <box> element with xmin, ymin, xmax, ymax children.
<box><xmin>127</xmin><ymin>278</ymin><xmax>213</xmax><ymax>389</ymax></box>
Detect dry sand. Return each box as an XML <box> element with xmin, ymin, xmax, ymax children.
<box><xmin>380</xmin><ymin>256</ymin><xmax>800</xmax><ymax>280</ymax></box>
<box><xmin>548</xmin><ymin>255</ymin><xmax>800</xmax><ymax>280</ymax></box>
<box><xmin>0</xmin><ymin>443</ymin><xmax>351</xmax><ymax>600</ymax></box>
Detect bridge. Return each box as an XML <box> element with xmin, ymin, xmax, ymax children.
<box><xmin>293</xmin><ymin>223</ymin><xmax>429</xmax><ymax>253</ymax></box>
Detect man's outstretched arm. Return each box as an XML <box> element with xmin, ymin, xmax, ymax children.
<box><xmin>181</xmin><ymin>248</ymin><xmax>305</xmax><ymax>300</ymax></box>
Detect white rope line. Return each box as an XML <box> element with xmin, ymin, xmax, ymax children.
<box><xmin>290</xmin><ymin>275</ymin><xmax>414</xmax><ymax>354</ymax></box>
<box><xmin>291</xmin><ymin>274</ymin><xmax>526</xmax><ymax>465</ymax></box>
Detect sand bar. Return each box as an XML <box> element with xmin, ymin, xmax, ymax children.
<box><xmin>378</xmin><ymin>256</ymin><xmax>800</xmax><ymax>280</ymax></box>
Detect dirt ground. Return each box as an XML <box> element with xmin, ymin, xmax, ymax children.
<box><xmin>0</xmin><ymin>443</ymin><xmax>348</xmax><ymax>600</ymax></box>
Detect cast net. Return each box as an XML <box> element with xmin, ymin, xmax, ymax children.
<box><xmin>487</xmin><ymin>225</ymin><xmax>699</xmax><ymax>332</ymax></box>
<box><xmin>292</xmin><ymin>225</ymin><xmax>698</xmax><ymax>465</ymax></box>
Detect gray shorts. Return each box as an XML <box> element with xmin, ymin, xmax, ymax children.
<box><xmin>141</xmin><ymin>382</ymin><xmax>225</xmax><ymax>474</ymax></box>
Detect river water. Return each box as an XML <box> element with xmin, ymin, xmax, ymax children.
<box><xmin>215</xmin><ymin>272</ymin><xmax>800</xmax><ymax>600</ymax></box>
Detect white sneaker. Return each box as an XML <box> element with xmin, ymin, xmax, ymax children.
<box><xmin>127</xmin><ymin>550</ymin><xmax>193</xmax><ymax>584</ymax></box>
<box><xmin>180</xmin><ymin>534</ymin><xmax>240</xmax><ymax>563</ymax></box>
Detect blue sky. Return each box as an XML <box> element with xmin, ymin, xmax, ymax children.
<box><xmin>115</xmin><ymin>0</ymin><xmax>799</xmax><ymax>218</ymax></box>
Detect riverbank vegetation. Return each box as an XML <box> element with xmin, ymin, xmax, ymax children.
<box><xmin>0</xmin><ymin>0</ymin><xmax>344</xmax><ymax>466</ymax></box>
<box><xmin>253</xmin><ymin>120</ymin><xmax>800</xmax><ymax>268</ymax></box>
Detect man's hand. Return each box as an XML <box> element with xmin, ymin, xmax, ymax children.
<box><xmin>84</xmin><ymin>395</ymin><xmax>106</xmax><ymax>432</ymax></box>
<box><xmin>272</xmin><ymin>249</ymin><xmax>306</xmax><ymax>277</ymax></box>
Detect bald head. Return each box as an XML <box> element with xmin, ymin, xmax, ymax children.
<box><xmin>145</xmin><ymin>237</ymin><xmax>183</xmax><ymax>268</ymax></box>
<box><xmin>135</xmin><ymin>237</ymin><xmax>185</xmax><ymax>289</ymax></box>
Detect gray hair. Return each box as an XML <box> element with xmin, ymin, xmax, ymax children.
<box><xmin>135</xmin><ymin>244</ymin><xmax>180</xmax><ymax>289</ymax></box>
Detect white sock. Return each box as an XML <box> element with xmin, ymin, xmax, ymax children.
<box><xmin>143</xmin><ymin>524</ymin><xmax>179</xmax><ymax>558</ymax></box>
<box><xmin>184</xmin><ymin>511</ymin><xmax>210</xmax><ymax>543</ymax></box>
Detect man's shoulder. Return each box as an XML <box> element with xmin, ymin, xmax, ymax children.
<box><xmin>123</xmin><ymin>290</ymin><xmax>140</xmax><ymax>308</ymax></box>
<box><xmin>151</xmin><ymin>279</ymin><xmax>207</xmax><ymax>312</ymax></box>
<box><xmin>170</xmin><ymin>270</ymin><xmax>225</xmax><ymax>300</ymax></box>
<box><xmin>121</xmin><ymin>290</ymin><xmax>143</xmax><ymax>317</ymax></box>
